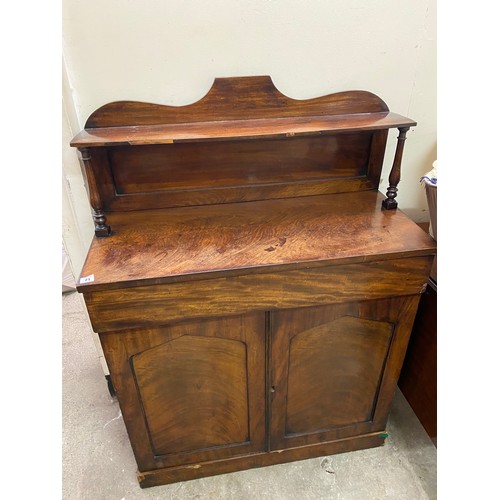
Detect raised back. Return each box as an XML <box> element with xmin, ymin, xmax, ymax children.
<box><xmin>85</xmin><ymin>75</ymin><xmax>389</xmax><ymax>127</ymax></box>
<box><xmin>70</xmin><ymin>76</ymin><xmax>416</xmax><ymax>236</ymax></box>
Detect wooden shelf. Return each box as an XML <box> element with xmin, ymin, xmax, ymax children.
<box><xmin>70</xmin><ymin>112</ymin><xmax>415</xmax><ymax>148</ymax></box>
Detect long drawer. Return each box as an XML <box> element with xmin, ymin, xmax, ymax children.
<box><xmin>83</xmin><ymin>256</ymin><xmax>432</xmax><ymax>332</ymax></box>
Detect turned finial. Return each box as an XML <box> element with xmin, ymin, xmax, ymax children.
<box><xmin>78</xmin><ymin>147</ymin><xmax>112</xmax><ymax>237</ymax></box>
<box><xmin>382</xmin><ymin>127</ymin><xmax>410</xmax><ymax>210</ymax></box>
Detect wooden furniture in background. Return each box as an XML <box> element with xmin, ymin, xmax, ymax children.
<box><xmin>71</xmin><ymin>76</ymin><xmax>436</xmax><ymax>488</ymax></box>
<box><xmin>399</xmin><ymin>222</ymin><xmax>437</xmax><ymax>444</ymax></box>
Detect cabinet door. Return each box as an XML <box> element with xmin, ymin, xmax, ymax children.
<box><xmin>269</xmin><ymin>296</ymin><xmax>420</xmax><ymax>450</ymax></box>
<box><xmin>100</xmin><ymin>313</ymin><xmax>266</xmax><ymax>471</ymax></box>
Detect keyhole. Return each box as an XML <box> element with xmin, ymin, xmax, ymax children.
<box><xmin>270</xmin><ymin>385</ymin><xmax>276</xmax><ymax>393</ymax></box>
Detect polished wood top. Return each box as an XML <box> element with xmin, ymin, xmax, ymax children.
<box><xmin>77</xmin><ymin>191</ymin><xmax>436</xmax><ymax>292</ymax></box>
<box><xmin>70</xmin><ymin>112</ymin><xmax>415</xmax><ymax>148</ymax></box>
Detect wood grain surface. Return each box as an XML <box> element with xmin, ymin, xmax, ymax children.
<box><xmin>70</xmin><ymin>112</ymin><xmax>415</xmax><ymax>147</ymax></box>
<box><xmin>72</xmin><ymin>76</ymin><xmax>432</xmax><ymax>487</ymax></box>
<box><xmin>82</xmin><ymin>75</ymin><xmax>391</xmax><ymax>128</ymax></box>
<box><xmin>131</xmin><ymin>336</ymin><xmax>249</xmax><ymax>455</ymax></box>
<box><xmin>284</xmin><ymin>316</ymin><xmax>393</xmax><ymax>433</ymax></box>
<box><xmin>70</xmin><ymin>76</ymin><xmax>417</xmax><ymax>235</ymax></box>
<box><xmin>137</xmin><ymin>432</ymin><xmax>386</xmax><ymax>488</ymax></box>
<box><xmin>270</xmin><ymin>295</ymin><xmax>421</xmax><ymax>451</ymax></box>
<box><xmin>100</xmin><ymin>313</ymin><xmax>266</xmax><ymax>470</ymax></box>
<box><xmin>77</xmin><ymin>191</ymin><xmax>436</xmax><ymax>292</ymax></box>
<box><xmin>108</xmin><ymin>134</ymin><xmax>372</xmax><ymax>194</ymax></box>
<box><xmin>70</xmin><ymin>76</ymin><xmax>414</xmax><ymax>148</ymax></box>
<box><xmin>398</xmin><ymin>281</ymin><xmax>437</xmax><ymax>441</ymax></box>
<box><xmin>84</xmin><ymin>256</ymin><xmax>432</xmax><ymax>332</ymax></box>
<box><xmin>81</xmin><ymin>130</ymin><xmax>389</xmax><ymax>212</ymax></box>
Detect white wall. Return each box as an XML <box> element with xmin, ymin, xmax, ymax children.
<box><xmin>62</xmin><ymin>55</ymin><xmax>94</xmax><ymax>276</ymax></box>
<box><xmin>62</xmin><ymin>0</ymin><xmax>436</xmax><ymax>275</ymax></box>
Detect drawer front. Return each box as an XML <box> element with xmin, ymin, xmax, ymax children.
<box><xmin>84</xmin><ymin>256</ymin><xmax>432</xmax><ymax>332</ymax></box>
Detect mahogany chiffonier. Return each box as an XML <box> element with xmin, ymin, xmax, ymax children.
<box><xmin>70</xmin><ymin>76</ymin><xmax>436</xmax><ymax>488</ymax></box>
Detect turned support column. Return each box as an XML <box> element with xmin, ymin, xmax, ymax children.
<box><xmin>78</xmin><ymin>147</ymin><xmax>111</xmax><ymax>237</ymax></box>
<box><xmin>382</xmin><ymin>127</ymin><xmax>409</xmax><ymax>210</ymax></box>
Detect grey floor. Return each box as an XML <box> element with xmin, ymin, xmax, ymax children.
<box><xmin>62</xmin><ymin>290</ymin><xmax>437</xmax><ymax>500</ymax></box>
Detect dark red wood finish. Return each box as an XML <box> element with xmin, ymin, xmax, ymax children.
<box><xmin>71</xmin><ymin>76</ymin><xmax>415</xmax><ymax>235</ymax></box>
<box><xmin>398</xmin><ymin>278</ymin><xmax>437</xmax><ymax>443</ymax></box>
<box><xmin>71</xmin><ymin>76</ymin><xmax>435</xmax><ymax>487</ymax></box>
